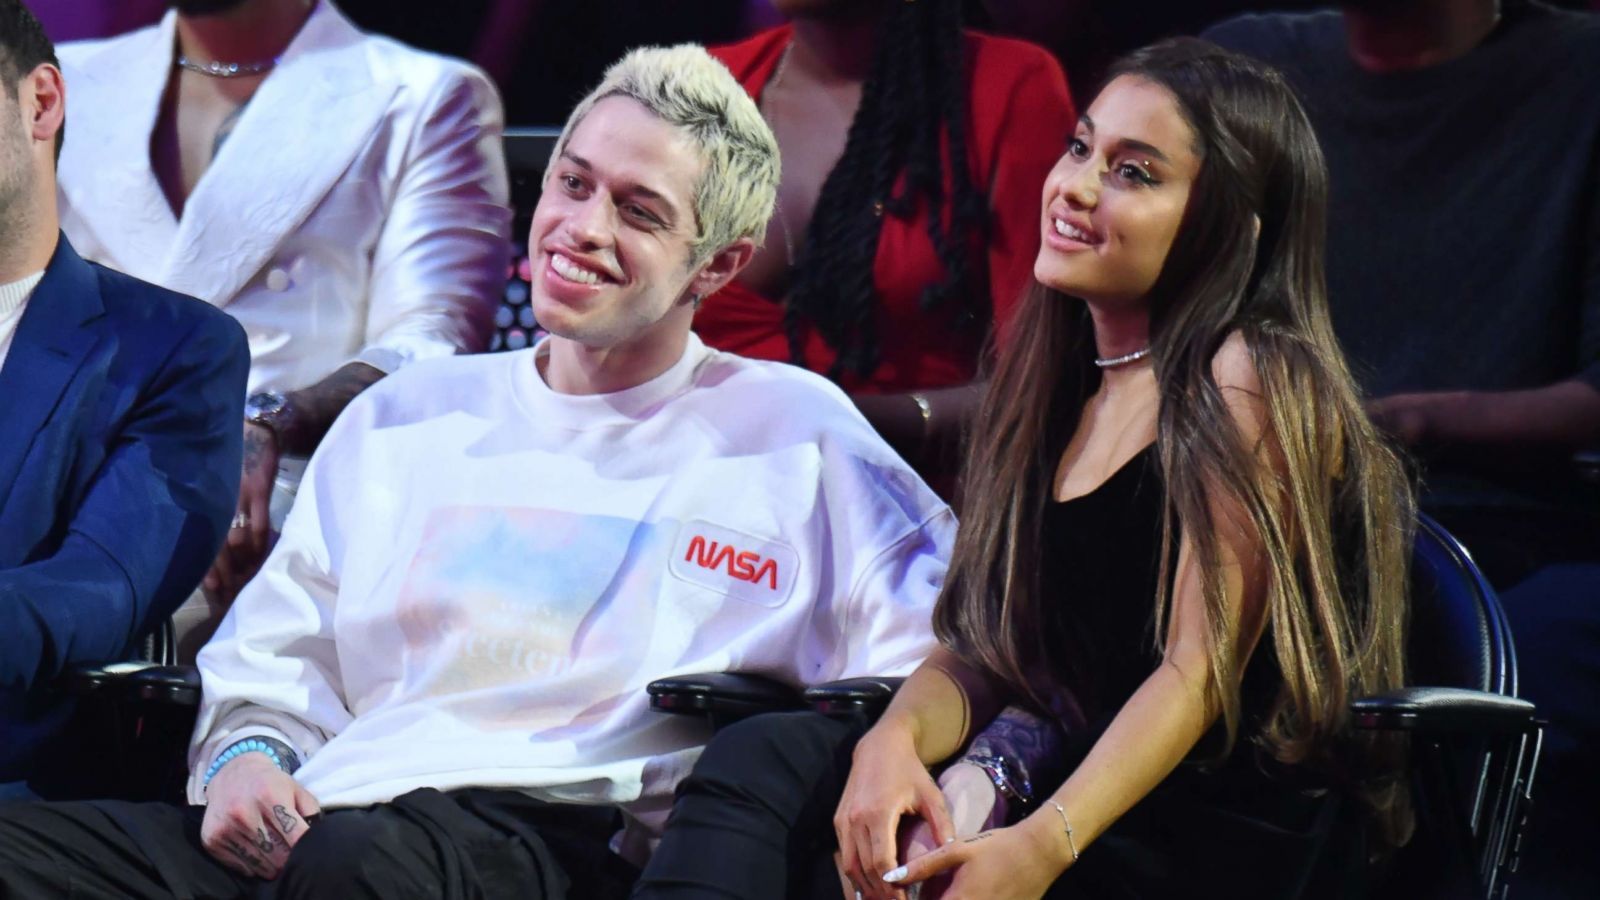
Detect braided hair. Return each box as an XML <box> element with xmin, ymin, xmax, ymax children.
<box><xmin>784</xmin><ymin>0</ymin><xmax>991</xmax><ymax>382</ymax></box>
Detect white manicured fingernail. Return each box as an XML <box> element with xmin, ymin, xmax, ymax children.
<box><xmin>944</xmin><ymin>837</ymin><xmax>955</xmax><ymax>844</ymax></box>
<box><xmin>883</xmin><ymin>866</ymin><xmax>907</xmax><ymax>883</ymax></box>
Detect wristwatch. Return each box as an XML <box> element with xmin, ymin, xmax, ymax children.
<box><xmin>963</xmin><ymin>754</ymin><xmax>1035</xmax><ymax>810</ymax></box>
<box><xmin>244</xmin><ymin>390</ymin><xmax>296</xmax><ymax>444</ymax></box>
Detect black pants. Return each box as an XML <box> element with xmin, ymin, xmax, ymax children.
<box><xmin>0</xmin><ymin>787</ymin><xmax>638</xmax><ymax>900</ymax></box>
<box><xmin>633</xmin><ymin>712</ymin><xmax>867</xmax><ymax>900</ymax></box>
<box><xmin>635</xmin><ymin>712</ymin><xmax>1364</xmax><ymax>900</ymax></box>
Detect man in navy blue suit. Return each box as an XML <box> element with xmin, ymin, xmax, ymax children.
<box><xmin>0</xmin><ymin>0</ymin><xmax>248</xmax><ymax>794</ymax></box>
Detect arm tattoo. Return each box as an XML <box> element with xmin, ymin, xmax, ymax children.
<box><xmin>242</xmin><ymin>425</ymin><xmax>272</xmax><ymax>472</ymax></box>
<box><xmin>280</xmin><ymin>362</ymin><xmax>385</xmax><ymax>455</ymax></box>
<box><xmin>962</xmin><ymin>705</ymin><xmax>1066</xmax><ymax>794</ymax></box>
<box><xmin>272</xmin><ymin>804</ymin><xmax>298</xmax><ymax>835</ymax></box>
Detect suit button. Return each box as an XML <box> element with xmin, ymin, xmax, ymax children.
<box><xmin>265</xmin><ymin>268</ymin><xmax>291</xmax><ymax>292</ymax></box>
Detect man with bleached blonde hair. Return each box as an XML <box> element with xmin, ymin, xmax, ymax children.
<box><xmin>0</xmin><ymin>45</ymin><xmax>953</xmax><ymax>900</ymax></box>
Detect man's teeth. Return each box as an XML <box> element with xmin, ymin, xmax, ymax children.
<box><xmin>552</xmin><ymin>253</ymin><xmax>604</xmax><ymax>285</ymax></box>
<box><xmin>1054</xmin><ymin>218</ymin><xmax>1094</xmax><ymax>243</ymax></box>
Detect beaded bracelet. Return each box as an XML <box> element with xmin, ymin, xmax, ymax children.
<box><xmin>202</xmin><ymin>736</ymin><xmax>300</xmax><ymax>786</ymax></box>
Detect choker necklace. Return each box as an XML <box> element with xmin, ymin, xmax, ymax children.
<box><xmin>176</xmin><ymin>55</ymin><xmax>279</xmax><ymax>78</ymax></box>
<box><xmin>1094</xmin><ymin>347</ymin><xmax>1152</xmax><ymax>368</ymax></box>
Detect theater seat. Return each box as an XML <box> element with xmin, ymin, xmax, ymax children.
<box><xmin>1358</xmin><ymin>514</ymin><xmax>1542</xmax><ymax>899</ymax></box>
<box><xmin>646</xmin><ymin>514</ymin><xmax>1543</xmax><ymax>898</ymax></box>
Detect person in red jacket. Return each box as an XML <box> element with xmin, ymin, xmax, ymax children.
<box><xmin>702</xmin><ymin>0</ymin><xmax>1074</xmax><ymax>477</ymax></box>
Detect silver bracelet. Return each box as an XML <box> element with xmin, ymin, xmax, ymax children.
<box><xmin>1048</xmin><ymin>800</ymin><xmax>1080</xmax><ymax>861</ymax></box>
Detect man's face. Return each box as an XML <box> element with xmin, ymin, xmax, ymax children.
<box><xmin>0</xmin><ymin>80</ymin><xmax>35</xmax><ymax>224</ymax></box>
<box><xmin>167</xmin><ymin>0</ymin><xmax>252</xmax><ymax>16</ymax></box>
<box><xmin>528</xmin><ymin>95</ymin><xmax>708</xmax><ymax>353</ymax></box>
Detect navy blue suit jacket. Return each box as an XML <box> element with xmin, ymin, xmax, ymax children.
<box><xmin>0</xmin><ymin>236</ymin><xmax>248</xmax><ymax>781</ymax></box>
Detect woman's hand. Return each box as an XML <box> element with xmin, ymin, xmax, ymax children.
<box><xmin>897</xmin><ymin>762</ymin><xmax>1007</xmax><ymax>900</ymax></box>
<box><xmin>882</xmin><ymin>817</ymin><xmax>1069</xmax><ymax>900</ymax></box>
<box><xmin>834</xmin><ymin>720</ymin><xmax>957</xmax><ymax>900</ymax></box>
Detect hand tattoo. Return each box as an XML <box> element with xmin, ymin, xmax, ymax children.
<box><xmin>255</xmin><ymin>826</ymin><xmax>276</xmax><ymax>854</ymax></box>
<box><xmin>272</xmin><ymin>804</ymin><xmax>298</xmax><ymax>835</ymax></box>
<box><xmin>225</xmin><ymin>840</ymin><xmax>268</xmax><ymax>875</ymax></box>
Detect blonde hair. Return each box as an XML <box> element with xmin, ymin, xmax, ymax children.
<box><xmin>551</xmin><ymin>44</ymin><xmax>780</xmax><ymax>264</ymax></box>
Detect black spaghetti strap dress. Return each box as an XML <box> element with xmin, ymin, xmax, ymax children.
<box><xmin>1033</xmin><ymin>444</ymin><xmax>1369</xmax><ymax>899</ymax></box>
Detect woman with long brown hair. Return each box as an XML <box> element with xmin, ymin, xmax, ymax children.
<box><xmin>635</xmin><ymin>38</ymin><xmax>1414</xmax><ymax>900</ymax></box>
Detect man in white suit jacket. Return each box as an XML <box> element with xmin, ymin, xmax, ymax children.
<box><xmin>55</xmin><ymin>0</ymin><xmax>511</xmax><ymax>614</ymax></box>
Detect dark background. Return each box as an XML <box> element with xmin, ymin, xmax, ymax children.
<box><xmin>34</xmin><ymin>1</ymin><xmax>1600</xmax><ymax>125</ymax></box>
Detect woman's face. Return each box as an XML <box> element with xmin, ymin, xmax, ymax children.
<box><xmin>1034</xmin><ymin>75</ymin><xmax>1202</xmax><ymax>307</ymax></box>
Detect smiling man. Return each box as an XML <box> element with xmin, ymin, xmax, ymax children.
<box><xmin>0</xmin><ymin>45</ymin><xmax>953</xmax><ymax>900</ymax></box>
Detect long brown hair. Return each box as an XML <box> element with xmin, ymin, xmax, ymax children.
<box><xmin>933</xmin><ymin>38</ymin><xmax>1415</xmax><ymax>845</ymax></box>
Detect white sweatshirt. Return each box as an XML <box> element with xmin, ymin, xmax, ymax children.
<box><xmin>188</xmin><ymin>334</ymin><xmax>953</xmax><ymax>841</ymax></box>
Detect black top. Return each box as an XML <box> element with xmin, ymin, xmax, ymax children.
<box><xmin>1039</xmin><ymin>444</ymin><xmax>1165</xmax><ymax>731</ymax></box>
<box><xmin>1035</xmin><ymin>446</ymin><xmax>1365</xmax><ymax>898</ymax></box>
<box><xmin>1205</xmin><ymin>2</ymin><xmax>1600</xmax><ymax>522</ymax></box>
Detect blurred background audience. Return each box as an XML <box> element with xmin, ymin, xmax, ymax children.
<box><xmin>695</xmin><ymin>0</ymin><xmax>1072</xmax><ymax>481</ymax></box>
<box><xmin>53</xmin><ymin>0</ymin><xmax>510</xmax><ymax>654</ymax></box>
<box><xmin>1207</xmin><ymin>3</ymin><xmax>1600</xmax><ymax>896</ymax></box>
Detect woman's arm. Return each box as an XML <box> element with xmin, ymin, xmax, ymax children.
<box><xmin>887</xmin><ymin>336</ymin><xmax>1275</xmax><ymax>898</ymax></box>
<box><xmin>835</xmin><ymin>646</ymin><xmax>1013</xmax><ymax>900</ymax></box>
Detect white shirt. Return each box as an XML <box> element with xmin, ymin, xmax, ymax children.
<box><xmin>189</xmin><ymin>335</ymin><xmax>953</xmax><ymax>849</ymax></box>
<box><xmin>0</xmin><ymin>270</ymin><xmax>45</xmax><ymax>372</ymax></box>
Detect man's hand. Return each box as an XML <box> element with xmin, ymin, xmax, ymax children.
<box><xmin>200</xmin><ymin>753</ymin><xmax>320</xmax><ymax>880</ymax></box>
<box><xmin>897</xmin><ymin>763</ymin><xmax>1007</xmax><ymax>900</ymax></box>
<box><xmin>1366</xmin><ymin>392</ymin><xmax>1441</xmax><ymax>448</ymax></box>
<box><xmin>203</xmin><ymin>422</ymin><xmax>278</xmax><ymax>601</ymax></box>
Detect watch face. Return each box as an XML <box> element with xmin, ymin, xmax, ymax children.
<box><xmin>246</xmin><ymin>391</ymin><xmax>288</xmax><ymax>420</ymax></box>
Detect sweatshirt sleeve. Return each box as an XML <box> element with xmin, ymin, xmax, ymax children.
<box><xmin>184</xmin><ymin>403</ymin><xmax>369</xmax><ymax>803</ymax></box>
<box><xmin>827</xmin><ymin>507</ymin><xmax>956</xmax><ymax>681</ymax></box>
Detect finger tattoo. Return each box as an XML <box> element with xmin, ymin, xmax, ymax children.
<box><xmin>272</xmin><ymin>804</ymin><xmax>298</xmax><ymax>834</ymax></box>
<box><xmin>255</xmin><ymin>826</ymin><xmax>276</xmax><ymax>854</ymax></box>
<box><xmin>225</xmin><ymin>840</ymin><xmax>268</xmax><ymax>873</ymax></box>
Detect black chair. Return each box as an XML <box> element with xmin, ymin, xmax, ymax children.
<box><xmin>647</xmin><ymin>514</ymin><xmax>1542</xmax><ymax>898</ymax></box>
<box><xmin>53</xmin><ymin>619</ymin><xmax>201</xmax><ymax>802</ymax></box>
<box><xmin>1354</xmin><ymin>514</ymin><xmax>1541</xmax><ymax>899</ymax></box>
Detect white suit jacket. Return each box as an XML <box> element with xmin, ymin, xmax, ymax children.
<box><xmin>57</xmin><ymin>1</ymin><xmax>511</xmax><ymax>395</ymax></box>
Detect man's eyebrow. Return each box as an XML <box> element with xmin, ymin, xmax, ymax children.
<box><xmin>560</xmin><ymin>150</ymin><xmax>591</xmax><ymax>170</ymax></box>
<box><xmin>1075</xmin><ymin>116</ymin><xmax>1172</xmax><ymax>164</ymax></box>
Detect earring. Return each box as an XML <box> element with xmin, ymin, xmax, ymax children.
<box><xmin>690</xmin><ymin>293</ymin><xmax>703</xmax><ymax>310</ymax></box>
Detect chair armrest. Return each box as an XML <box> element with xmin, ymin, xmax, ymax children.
<box><xmin>126</xmin><ymin>665</ymin><xmax>202</xmax><ymax>706</ymax></box>
<box><xmin>58</xmin><ymin>661</ymin><xmax>165</xmax><ymax>697</ymax></box>
<box><xmin>1575</xmin><ymin>450</ymin><xmax>1600</xmax><ymax>485</ymax></box>
<box><xmin>647</xmin><ymin>673</ymin><xmax>804</xmax><ymax>724</ymax></box>
<box><xmin>57</xmin><ymin>663</ymin><xmax>202</xmax><ymax>706</ymax></box>
<box><xmin>1351</xmin><ymin>687</ymin><xmax>1536</xmax><ymax>734</ymax></box>
<box><xmin>803</xmin><ymin>676</ymin><xmax>906</xmax><ymax>719</ymax></box>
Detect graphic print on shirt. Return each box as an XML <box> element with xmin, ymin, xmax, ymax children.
<box><xmin>668</xmin><ymin>519</ymin><xmax>799</xmax><ymax>608</ymax></box>
<box><xmin>395</xmin><ymin>506</ymin><xmax>681</xmax><ymax>730</ymax></box>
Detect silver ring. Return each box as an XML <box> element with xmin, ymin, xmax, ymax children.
<box><xmin>230</xmin><ymin>511</ymin><xmax>251</xmax><ymax>529</ymax></box>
